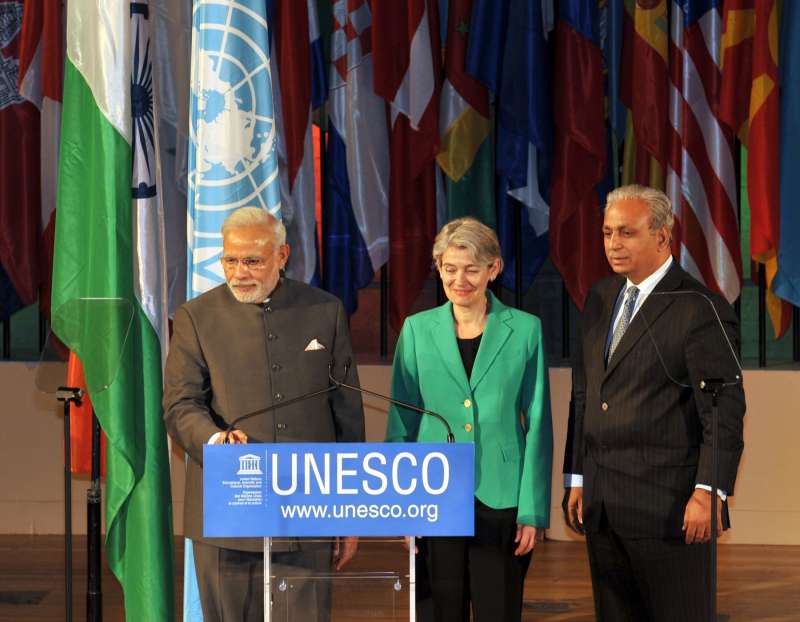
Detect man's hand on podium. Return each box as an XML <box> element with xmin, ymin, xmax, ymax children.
<box><xmin>334</xmin><ymin>536</ymin><xmax>358</xmax><ymax>570</ymax></box>
<box><xmin>217</xmin><ymin>429</ymin><xmax>248</xmax><ymax>444</ymax></box>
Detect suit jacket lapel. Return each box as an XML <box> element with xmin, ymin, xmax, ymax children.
<box><xmin>470</xmin><ymin>293</ymin><xmax>512</xmax><ymax>390</ymax></box>
<box><xmin>604</xmin><ymin>263</ymin><xmax>681</xmax><ymax>379</ymax></box>
<box><xmin>430</xmin><ymin>302</ymin><xmax>471</xmax><ymax>392</ymax></box>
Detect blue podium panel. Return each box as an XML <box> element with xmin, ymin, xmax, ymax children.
<box><xmin>203</xmin><ymin>443</ymin><xmax>475</xmax><ymax>537</ymax></box>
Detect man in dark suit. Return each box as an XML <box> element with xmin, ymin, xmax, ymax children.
<box><xmin>563</xmin><ymin>185</ymin><xmax>745</xmax><ymax>621</ymax></box>
<box><xmin>163</xmin><ymin>208</ymin><xmax>364</xmax><ymax>621</ymax></box>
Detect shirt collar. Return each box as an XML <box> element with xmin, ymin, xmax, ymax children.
<box><xmin>626</xmin><ymin>255</ymin><xmax>673</xmax><ymax>310</ymax></box>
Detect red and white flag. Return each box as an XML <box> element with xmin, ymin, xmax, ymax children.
<box><xmin>1</xmin><ymin>0</ymin><xmax>41</xmax><ymax>314</ymax></box>
<box><xmin>372</xmin><ymin>0</ymin><xmax>441</xmax><ymax>330</ymax></box>
<box><xmin>18</xmin><ymin>0</ymin><xmax>63</xmax><ymax>316</ymax></box>
<box><xmin>667</xmin><ymin>1</ymin><xmax>742</xmax><ymax>302</ymax></box>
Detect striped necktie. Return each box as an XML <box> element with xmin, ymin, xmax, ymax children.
<box><xmin>608</xmin><ymin>286</ymin><xmax>640</xmax><ymax>361</ymax></box>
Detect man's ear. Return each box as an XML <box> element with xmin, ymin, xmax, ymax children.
<box><xmin>278</xmin><ymin>244</ymin><xmax>290</xmax><ymax>268</ymax></box>
<box><xmin>657</xmin><ymin>227</ymin><xmax>670</xmax><ymax>249</ymax></box>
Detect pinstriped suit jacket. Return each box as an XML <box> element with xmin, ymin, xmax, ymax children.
<box><xmin>564</xmin><ymin>263</ymin><xmax>745</xmax><ymax>538</ymax></box>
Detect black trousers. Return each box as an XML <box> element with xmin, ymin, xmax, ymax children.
<box><xmin>423</xmin><ymin>499</ymin><xmax>532</xmax><ymax>622</ymax></box>
<box><xmin>193</xmin><ymin>540</ymin><xmax>333</xmax><ymax>622</ymax></box>
<box><xmin>586</xmin><ymin>507</ymin><xmax>711</xmax><ymax>622</ymax></box>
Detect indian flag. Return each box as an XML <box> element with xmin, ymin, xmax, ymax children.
<box><xmin>51</xmin><ymin>1</ymin><xmax>174</xmax><ymax>619</ymax></box>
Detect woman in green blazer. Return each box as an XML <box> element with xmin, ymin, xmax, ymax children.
<box><xmin>386</xmin><ymin>218</ymin><xmax>553</xmax><ymax>622</ymax></box>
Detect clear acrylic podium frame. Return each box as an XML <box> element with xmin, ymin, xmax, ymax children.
<box><xmin>262</xmin><ymin>535</ymin><xmax>416</xmax><ymax>621</ymax></box>
<box><xmin>35</xmin><ymin>297</ymin><xmax>135</xmax><ymax>395</ymax></box>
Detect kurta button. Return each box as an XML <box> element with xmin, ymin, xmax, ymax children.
<box><xmin>601</xmin><ymin>402</ymin><xmax>608</xmax><ymax>411</ymax></box>
<box><xmin>274</xmin><ymin>393</ymin><xmax>283</xmax><ymax>401</ymax></box>
<box><xmin>268</xmin><ymin>333</ymin><xmax>276</xmax><ymax>340</ymax></box>
<box><xmin>266</xmin><ymin>306</ymin><xmax>273</xmax><ymax>313</ymax></box>
<box><xmin>464</xmin><ymin>423</ymin><xmax>472</xmax><ymax>432</ymax></box>
<box><xmin>276</xmin><ymin>423</ymin><xmax>286</xmax><ymax>430</ymax></box>
<box><xmin>271</xmin><ymin>363</ymin><xmax>280</xmax><ymax>371</ymax></box>
<box><xmin>463</xmin><ymin>399</ymin><xmax>471</xmax><ymax>408</ymax></box>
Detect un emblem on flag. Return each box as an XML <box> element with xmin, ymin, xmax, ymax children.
<box><xmin>188</xmin><ymin>0</ymin><xmax>282</xmax><ymax>295</ymax></box>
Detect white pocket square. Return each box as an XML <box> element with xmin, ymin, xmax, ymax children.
<box><xmin>304</xmin><ymin>338</ymin><xmax>326</xmax><ymax>352</ymax></box>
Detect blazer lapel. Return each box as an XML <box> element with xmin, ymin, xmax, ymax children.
<box><xmin>604</xmin><ymin>263</ymin><xmax>681</xmax><ymax>379</ymax></box>
<box><xmin>470</xmin><ymin>293</ymin><xmax>513</xmax><ymax>391</ymax></box>
<box><xmin>430</xmin><ymin>302</ymin><xmax>472</xmax><ymax>391</ymax></box>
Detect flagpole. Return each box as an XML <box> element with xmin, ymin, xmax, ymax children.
<box><xmin>86</xmin><ymin>413</ymin><xmax>103</xmax><ymax>621</ymax></box>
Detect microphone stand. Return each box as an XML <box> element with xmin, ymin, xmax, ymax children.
<box><xmin>645</xmin><ymin>291</ymin><xmax>743</xmax><ymax>622</ymax></box>
<box><xmin>698</xmin><ymin>376</ymin><xmax>740</xmax><ymax>622</ymax></box>
<box><xmin>55</xmin><ymin>386</ymin><xmax>83</xmax><ymax>622</ymax></box>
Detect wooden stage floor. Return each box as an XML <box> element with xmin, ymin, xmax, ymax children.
<box><xmin>0</xmin><ymin>536</ymin><xmax>798</xmax><ymax>621</ymax></box>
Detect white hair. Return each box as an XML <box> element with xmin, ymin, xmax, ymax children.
<box><xmin>606</xmin><ymin>184</ymin><xmax>674</xmax><ymax>233</ymax></box>
<box><xmin>221</xmin><ymin>207</ymin><xmax>286</xmax><ymax>246</ymax></box>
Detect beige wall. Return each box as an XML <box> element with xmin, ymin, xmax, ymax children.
<box><xmin>1</xmin><ymin>362</ymin><xmax>798</xmax><ymax>544</ymax></box>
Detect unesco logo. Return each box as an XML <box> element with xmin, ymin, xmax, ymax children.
<box><xmin>236</xmin><ymin>453</ymin><xmax>263</xmax><ymax>476</ymax></box>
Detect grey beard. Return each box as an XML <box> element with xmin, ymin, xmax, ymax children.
<box><xmin>226</xmin><ymin>280</ymin><xmax>269</xmax><ymax>303</ymax></box>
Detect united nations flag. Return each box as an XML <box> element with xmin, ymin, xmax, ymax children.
<box><xmin>187</xmin><ymin>0</ymin><xmax>281</xmax><ymax>298</ymax></box>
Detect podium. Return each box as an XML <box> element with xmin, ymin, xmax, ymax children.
<box><xmin>265</xmin><ymin>536</ymin><xmax>413</xmax><ymax>621</ymax></box>
<box><xmin>203</xmin><ymin>442</ymin><xmax>474</xmax><ymax>621</ymax></box>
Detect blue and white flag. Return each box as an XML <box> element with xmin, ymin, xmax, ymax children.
<box><xmin>187</xmin><ymin>0</ymin><xmax>281</xmax><ymax>299</ymax></box>
<box><xmin>185</xmin><ymin>2</ymin><xmax>282</xmax><ymax>619</ymax></box>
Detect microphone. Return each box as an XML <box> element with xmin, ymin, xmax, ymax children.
<box><xmin>329</xmin><ymin>359</ymin><xmax>456</xmax><ymax>443</ymax></box>
<box><xmin>223</xmin><ymin>360</ymin><xmax>456</xmax><ymax>444</ymax></box>
<box><xmin>639</xmin><ymin>289</ymin><xmax>743</xmax><ymax>391</ymax></box>
<box><xmin>222</xmin><ymin>362</ymin><xmax>339</xmax><ymax>442</ymax></box>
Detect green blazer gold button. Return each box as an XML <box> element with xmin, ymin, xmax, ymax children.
<box><xmin>463</xmin><ymin>399</ymin><xmax>471</xmax><ymax>408</ymax></box>
<box><xmin>464</xmin><ymin>423</ymin><xmax>473</xmax><ymax>432</ymax></box>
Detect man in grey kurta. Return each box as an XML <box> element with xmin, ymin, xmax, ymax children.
<box><xmin>164</xmin><ymin>208</ymin><xmax>364</xmax><ymax>621</ymax></box>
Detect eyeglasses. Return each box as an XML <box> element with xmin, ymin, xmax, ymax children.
<box><xmin>220</xmin><ymin>256</ymin><xmax>268</xmax><ymax>271</ymax></box>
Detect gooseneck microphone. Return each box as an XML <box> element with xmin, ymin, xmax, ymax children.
<box><xmin>639</xmin><ymin>289</ymin><xmax>743</xmax><ymax>389</ymax></box>
<box><xmin>329</xmin><ymin>360</ymin><xmax>456</xmax><ymax>443</ymax></box>
<box><xmin>639</xmin><ymin>288</ymin><xmax>743</xmax><ymax>622</ymax></box>
<box><xmin>222</xmin><ymin>363</ymin><xmax>340</xmax><ymax>441</ymax></box>
<box><xmin>223</xmin><ymin>360</ymin><xmax>456</xmax><ymax>443</ymax></box>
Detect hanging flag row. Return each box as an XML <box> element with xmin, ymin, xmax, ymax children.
<box><xmin>615</xmin><ymin>0</ymin><xmax>798</xmax><ymax>338</ymax></box>
<box><xmin>8</xmin><ymin>1</ymin><xmax>800</xmax><ymax>345</ymax></box>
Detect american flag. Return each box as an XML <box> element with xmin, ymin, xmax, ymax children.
<box><xmin>667</xmin><ymin>0</ymin><xmax>742</xmax><ymax>303</ymax></box>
